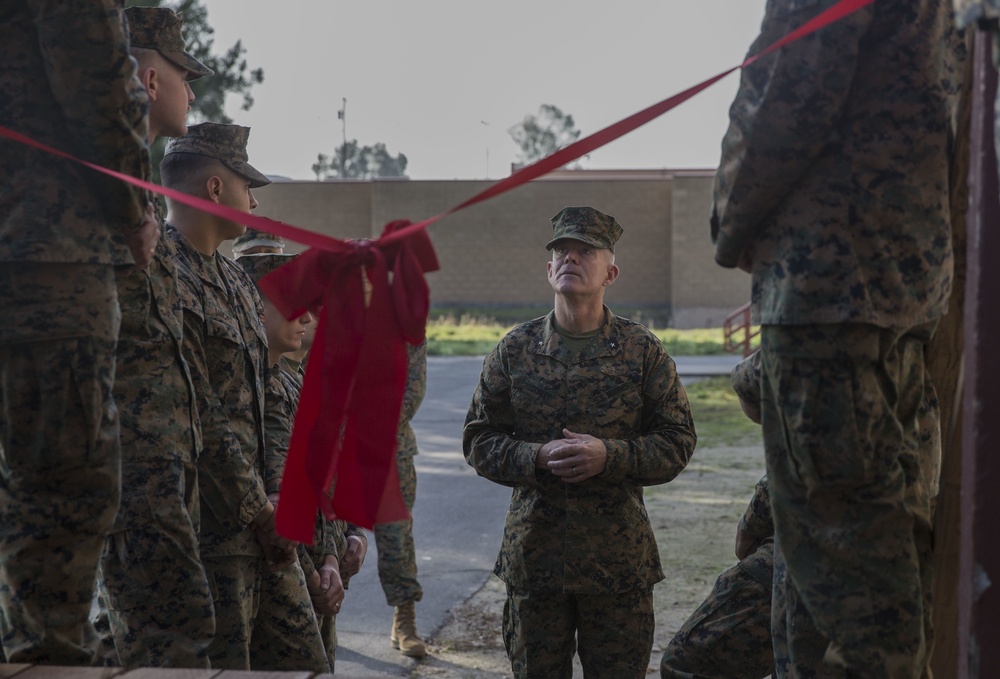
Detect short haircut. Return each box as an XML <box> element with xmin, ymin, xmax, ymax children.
<box><xmin>129</xmin><ymin>45</ymin><xmax>157</xmax><ymax>66</ymax></box>
<box><xmin>160</xmin><ymin>151</ymin><xmax>225</xmax><ymax>195</ymax></box>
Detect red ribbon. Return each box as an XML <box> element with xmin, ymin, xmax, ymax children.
<box><xmin>0</xmin><ymin>0</ymin><xmax>872</xmax><ymax>540</ymax></box>
<box><xmin>259</xmin><ymin>221</ymin><xmax>437</xmax><ymax>538</ymax></box>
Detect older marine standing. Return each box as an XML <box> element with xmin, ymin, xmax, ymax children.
<box><xmin>464</xmin><ymin>207</ymin><xmax>696</xmax><ymax>679</ymax></box>
<box><xmin>96</xmin><ymin>7</ymin><xmax>216</xmax><ymax>668</ymax></box>
<box><xmin>161</xmin><ymin>123</ymin><xmax>294</xmax><ymax>669</ymax></box>
<box><xmin>0</xmin><ymin>0</ymin><xmax>156</xmax><ymax>664</ymax></box>
<box><xmin>711</xmin><ymin>1</ymin><xmax>965</xmax><ymax>676</ymax></box>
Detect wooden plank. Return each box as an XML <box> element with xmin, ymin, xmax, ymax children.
<box><xmin>0</xmin><ymin>665</ymin><xmax>32</xmax><ymax>678</ymax></box>
<box><xmin>14</xmin><ymin>667</ymin><xmax>123</xmax><ymax>678</ymax></box>
<box><xmin>120</xmin><ymin>669</ymin><xmax>221</xmax><ymax>679</ymax></box>
<box><xmin>214</xmin><ymin>672</ymin><xmax>313</xmax><ymax>679</ymax></box>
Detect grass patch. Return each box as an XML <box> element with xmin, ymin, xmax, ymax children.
<box><xmin>426</xmin><ymin>316</ymin><xmax>511</xmax><ymax>356</ymax></box>
<box><xmin>652</xmin><ymin>328</ymin><xmax>729</xmax><ymax>356</ymax></box>
<box><xmin>426</xmin><ymin>314</ymin><xmax>752</xmax><ymax>357</ymax></box>
<box><xmin>684</xmin><ymin>376</ymin><xmax>761</xmax><ymax>448</ymax></box>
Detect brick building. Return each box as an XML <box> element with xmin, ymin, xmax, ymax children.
<box><xmin>239</xmin><ymin>168</ymin><xmax>750</xmax><ymax>328</ymax></box>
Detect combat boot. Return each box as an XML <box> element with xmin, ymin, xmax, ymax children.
<box><xmin>390</xmin><ymin>601</ymin><xmax>426</xmax><ymax>658</ymax></box>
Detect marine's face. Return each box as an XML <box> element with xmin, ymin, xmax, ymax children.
<box><xmin>218</xmin><ymin>168</ymin><xmax>259</xmax><ymax>239</ymax></box>
<box><xmin>546</xmin><ymin>239</ymin><xmax>618</xmax><ymax>299</ymax></box>
<box><xmin>263</xmin><ymin>298</ymin><xmax>313</xmax><ymax>356</ymax></box>
<box><xmin>146</xmin><ymin>54</ymin><xmax>194</xmax><ymax>140</ymax></box>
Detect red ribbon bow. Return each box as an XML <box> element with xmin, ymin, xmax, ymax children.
<box><xmin>259</xmin><ymin>220</ymin><xmax>439</xmax><ymax>539</ymax></box>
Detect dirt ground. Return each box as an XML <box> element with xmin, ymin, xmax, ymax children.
<box><xmin>409</xmin><ymin>442</ymin><xmax>766</xmax><ymax>678</ymax></box>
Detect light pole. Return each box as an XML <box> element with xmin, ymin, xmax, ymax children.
<box><xmin>338</xmin><ymin>97</ymin><xmax>347</xmax><ymax>178</ymax></box>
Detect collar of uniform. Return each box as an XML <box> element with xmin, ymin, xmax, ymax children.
<box><xmin>532</xmin><ymin>306</ymin><xmax>622</xmax><ymax>364</ymax></box>
<box><xmin>166</xmin><ymin>224</ymin><xmax>229</xmax><ymax>294</ymax></box>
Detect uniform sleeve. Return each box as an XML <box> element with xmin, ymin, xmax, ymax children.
<box><xmin>730</xmin><ymin>350</ymin><xmax>762</xmax><ymax>411</ymax></box>
<box><xmin>179</xmin><ymin>279</ymin><xmax>268</xmax><ymax>531</ymax></box>
<box><xmin>463</xmin><ymin>345</ymin><xmax>545</xmax><ymax>488</ymax></box>
<box><xmin>297</xmin><ymin>543</ymin><xmax>317</xmax><ymax>580</ymax></box>
<box><xmin>739</xmin><ymin>475</ymin><xmax>774</xmax><ymax>541</ymax></box>
<box><xmin>320</xmin><ymin>517</ymin><xmax>346</xmax><ymax>559</ymax></box>
<box><xmin>600</xmin><ymin>347</ymin><xmax>697</xmax><ymax>485</ymax></box>
<box><xmin>29</xmin><ymin>0</ymin><xmax>150</xmax><ymax>234</ymax></box>
<box><xmin>395</xmin><ymin>340</ymin><xmax>427</xmax><ymax>456</ymax></box>
<box><xmin>262</xmin><ymin>370</ymin><xmax>294</xmax><ymax>494</ymax></box>
<box><xmin>399</xmin><ymin>341</ymin><xmax>427</xmax><ymax>427</ymax></box>
<box><xmin>711</xmin><ymin>0</ymin><xmax>873</xmax><ymax>267</ymax></box>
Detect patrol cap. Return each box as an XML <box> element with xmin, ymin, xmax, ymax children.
<box><xmin>238</xmin><ymin>253</ymin><xmax>296</xmax><ymax>286</ymax></box>
<box><xmin>545</xmin><ymin>206</ymin><xmax>623</xmax><ymax>251</ymax></box>
<box><xmin>125</xmin><ymin>7</ymin><xmax>213</xmax><ymax>80</ymax></box>
<box><xmin>232</xmin><ymin>228</ymin><xmax>285</xmax><ymax>257</ymax></box>
<box><xmin>164</xmin><ymin>122</ymin><xmax>271</xmax><ymax>188</ymax></box>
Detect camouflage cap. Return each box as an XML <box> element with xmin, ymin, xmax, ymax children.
<box><xmin>125</xmin><ymin>7</ymin><xmax>213</xmax><ymax>81</ymax></box>
<box><xmin>164</xmin><ymin>122</ymin><xmax>271</xmax><ymax>188</ymax></box>
<box><xmin>238</xmin><ymin>253</ymin><xmax>296</xmax><ymax>286</ymax></box>
<box><xmin>545</xmin><ymin>206</ymin><xmax>623</xmax><ymax>251</ymax></box>
<box><xmin>232</xmin><ymin>228</ymin><xmax>285</xmax><ymax>257</ymax></box>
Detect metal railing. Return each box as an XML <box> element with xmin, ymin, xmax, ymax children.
<box><xmin>723</xmin><ymin>302</ymin><xmax>758</xmax><ymax>357</ymax></box>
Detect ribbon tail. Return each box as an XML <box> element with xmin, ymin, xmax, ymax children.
<box><xmin>330</xmin><ymin>257</ymin><xmax>410</xmax><ymax>527</ymax></box>
<box><xmin>391</xmin><ymin>244</ymin><xmax>431</xmax><ymax>344</ymax></box>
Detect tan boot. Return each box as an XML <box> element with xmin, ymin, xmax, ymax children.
<box><xmin>390</xmin><ymin>601</ymin><xmax>427</xmax><ymax>658</ymax></box>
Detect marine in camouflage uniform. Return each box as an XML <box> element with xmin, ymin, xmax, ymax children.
<box><xmin>661</xmin><ymin>478</ymin><xmax>774</xmax><ymax>679</ymax></box>
<box><xmin>661</xmin><ymin>353</ymin><xmax>774</xmax><ymax>679</ymax></box>
<box><xmin>712</xmin><ymin>1</ymin><xmax>966</xmax><ymax>676</ymax></box>
<box><xmin>277</xmin><ymin>352</ymin><xmax>367</xmax><ymax>671</ymax></box>
<box><xmin>376</xmin><ymin>339</ymin><xmax>428</xmax><ymax>657</ymax></box>
<box><xmin>96</xmin><ymin>7</ymin><xmax>216</xmax><ymax>668</ymax></box>
<box><xmin>0</xmin><ymin>0</ymin><xmax>150</xmax><ymax>664</ymax></box>
<box><xmin>240</xmin><ymin>252</ymin><xmax>331</xmax><ymax>673</ymax></box>
<box><xmin>161</xmin><ymin>123</ymin><xmax>292</xmax><ymax>670</ymax></box>
<box><xmin>464</xmin><ymin>207</ymin><xmax>697</xmax><ymax>679</ymax></box>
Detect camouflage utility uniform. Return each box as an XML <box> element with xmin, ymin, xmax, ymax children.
<box><xmin>96</xmin><ymin>7</ymin><xmax>216</xmax><ymax>669</ymax></box>
<box><xmin>169</xmin><ymin>224</ymin><xmax>271</xmax><ymax>670</ymax></box>
<box><xmin>374</xmin><ymin>341</ymin><xmax>427</xmax><ymax>606</ymax></box>
<box><xmin>661</xmin><ymin>353</ymin><xmax>773</xmax><ymax>679</ymax></box>
<box><xmin>242</xmin><ymin>254</ymin><xmax>329</xmax><ymax>674</ymax></box>
<box><xmin>464</xmin><ymin>308</ymin><xmax>696</xmax><ymax>678</ymax></box>
<box><xmin>712</xmin><ymin>1</ymin><xmax>966</xmax><ymax>675</ymax></box>
<box><xmin>0</xmin><ymin>0</ymin><xmax>149</xmax><ymax>664</ymax></box>
<box><xmin>278</xmin><ymin>355</ymin><xmax>365</xmax><ymax>671</ymax></box>
<box><xmin>661</xmin><ymin>475</ymin><xmax>774</xmax><ymax>679</ymax></box>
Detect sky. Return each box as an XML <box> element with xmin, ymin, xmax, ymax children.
<box><xmin>201</xmin><ymin>1</ymin><xmax>768</xmax><ymax>181</ymax></box>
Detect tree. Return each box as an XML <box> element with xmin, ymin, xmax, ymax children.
<box><xmin>125</xmin><ymin>0</ymin><xmax>265</xmax><ymax>178</ymax></box>
<box><xmin>312</xmin><ymin>140</ymin><xmax>409</xmax><ymax>180</ymax></box>
<box><xmin>508</xmin><ymin>104</ymin><xmax>582</xmax><ymax>167</ymax></box>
